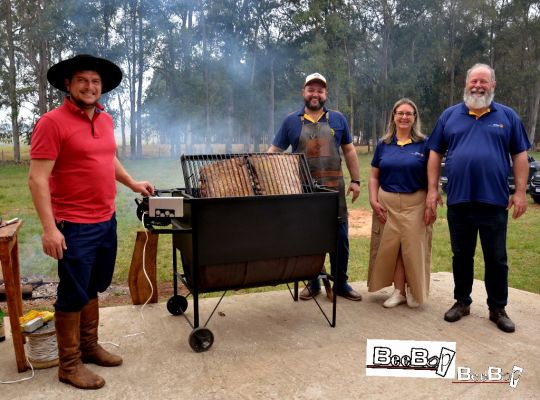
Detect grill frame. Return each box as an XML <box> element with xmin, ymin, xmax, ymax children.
<box><xmin>147</xmin><ymin>153</ymin><xmax>341</xmax><ymax>352</ymax></box>
<box><xmin>174</xmin><ymin>189</ymin><xmax>338</xmax><ymax>290</ymax></box>
<box><xmin>181</xmin><ymin>152</ymin><xmax>315</xmax><ymax>197</ymax></box>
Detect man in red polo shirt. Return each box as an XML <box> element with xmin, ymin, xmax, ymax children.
<box><xmin>28</xmin><ymin>54</ymin><xmax>154</xmax><ymax>390</ymax></box>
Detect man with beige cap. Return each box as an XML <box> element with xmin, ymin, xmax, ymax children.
<box><xmin>268</xmin><ymin>73</ymin><xmax>362</xmax><ymax>301</ymax></box>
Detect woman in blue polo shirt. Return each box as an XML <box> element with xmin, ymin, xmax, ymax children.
<box><xmin>367</xmin><ymin>98</ymin><xmax>434</xmax><ymax>308</ymax></box>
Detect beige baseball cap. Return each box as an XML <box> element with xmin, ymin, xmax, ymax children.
<box><xmin>304</xmin><ymin>72</ymin><xmax>327</xmax><ymax>87</ymax></box>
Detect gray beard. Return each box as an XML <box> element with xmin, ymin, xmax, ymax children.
<box><xmin>463</xmin><ymin>90</ymin><xmax>494</xmax><ymax>109</ymax></box>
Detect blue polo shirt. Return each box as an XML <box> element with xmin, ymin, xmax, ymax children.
<box><xmin>428</xmin><ymin>101</ymin><xmax>530</xmax><ymax>207</ymax></box>
<box><xmin>371</xmin><ymin>138</ymin><xmax>429</xmax><ymax>193</ymax></box>
<box><xmin>272</xmin><ymin>106</ymin><xmax>352</xmax><ymax>151</ymax></box>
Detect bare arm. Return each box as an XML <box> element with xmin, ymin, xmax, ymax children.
<box><xmin>28</xmin><ymin>159</ymin><xmax>66</xmax><ymax>260</ymax></box>
<box><xmin>368</xmin><ymin>167</ymin><xmax>386</xmax><ymax>224</ymax></box>
<box><xmin>267</xmin><ymin>145</ymin><xmax>284</xmax><ymax>153</ymax></box>
<box><xmin>342</xmin><ymin>142</ymin><xmax>360</xmax><ymax>202</ymax></box>
<box><xmin>508</xmin><ymin>151</ymin><xmax>528</xmax><ymax>219</ymax></box>
<box><xmin>114</xmin><ymin>157</ymin><xmax>154</xmax><ymax>196</ymax></box>
<box><xmin>426</xmin><ymin>150</ymin><xmax>444</xmax><ymax>223</ymax></box>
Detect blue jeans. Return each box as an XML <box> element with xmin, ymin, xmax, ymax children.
<box><xmin>447</xmin><ymin>203</ymin><xmax>508</xmax><ymax>310</ymax></box>
<box><xmin>309</xmin><ymin>221</ymin><xmax>351</xmax><ymax>293</ymax></box>
<box><xmin>55</xmin><ymin>215</ymin><xmax>117</xmax><ymax>312</ymax></box>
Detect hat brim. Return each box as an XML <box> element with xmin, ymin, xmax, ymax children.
<box><xmin>304</xmin><ymin>78</ymin><xmax>327</xmax><ymax>87</ymax></box>
<box><xmin>47</xmin><ymin>54</ymin><xmax>123</xmax><ymax>94</ymax></box>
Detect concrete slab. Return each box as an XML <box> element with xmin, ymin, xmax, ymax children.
<box><xmin>1</xmin><ymin>272</ymin><xmax>538</xmax><ymax>399</ymax></box>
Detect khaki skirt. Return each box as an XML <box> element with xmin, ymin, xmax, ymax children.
<box><xmin>367</xmin><ymin>188</ymin><xmax>432</xmax><ymax>304</ymax></box>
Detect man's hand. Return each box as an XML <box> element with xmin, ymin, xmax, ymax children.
<box><xmin>42</xmin><ymin>226</ymin><xmax>67</xmax><ymax>260</ymax></box>
<box><xmin>425</xmin><ymin>188</ymin><xmax>443</xmax><ymax>223</ymax></box>
<box><xmin>131</xmin><ymin>181</ymin><xmax>155</xmax><ymax>196</ymax></box>
<box><xmin>348</xmin><ymin>182</ymin><xmax>360</xmax><ymax>203</ymax></box>
<box><xmin>508</xmin><ymin>191</ymin><xmax>527</xmax><ymax>219</ymax></box>
<box><xmin>509</xmin><ymin>151</ymin><xmax>528</xmax><ymax>219</ymax></box>
<box><xmin>424</xmin><ymin>206</ymin><xmax>436</xmax><ymax>225</ymax></box>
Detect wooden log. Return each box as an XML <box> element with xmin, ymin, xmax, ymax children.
<box><xmin>128</xmin><ymin>231</ymin><xmax>159</xmax><ymax>305</ymax></box>
<box><xmin>0</xmin><ymin>283</ymin><xmax>32</xmax><ymax>300</ymax></box>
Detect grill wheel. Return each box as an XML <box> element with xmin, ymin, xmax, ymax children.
<box><xmin>167</xmin><ymin>295</ymin><xmax>188</xmax><ymax>315</ymax></box>
<box><xmin>189</xmin><ymin>327</ymin><xmax>214</xmax><ymax>352</ymax></box>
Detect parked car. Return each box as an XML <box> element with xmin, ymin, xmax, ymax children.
<box><xmin>439</xmin><ymin>157</ymin><xmax>448</xmax><ymax>192</ymax></box>
<box><xmin>440</xmin><ymin>154</ymin><xmax>540</xmax><ymax>195</ymax></box>
<box><xmin>530</xmin><ymin>170</ymin><xmax>540</xmax><ymax>204</ymax></box>
<box><xmin>508</xmin><ymin>155</ymin><xmax>540</xmax><ymax>193</ymax></box>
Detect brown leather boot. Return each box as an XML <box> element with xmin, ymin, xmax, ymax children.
<box><xmin>80</xmin><ymin>298</ymin><xmax>123</xmax><ymax>367</ymax></box>
<box><xmin>55</xmin><ymin>311</ymin><xmax>105</xmax><ymax>389</ymax></box>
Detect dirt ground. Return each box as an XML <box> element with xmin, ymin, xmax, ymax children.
<box><xmin>1</xmin><ymin>210</ymin><xmax>373</xmax><ymax>313</ymax></box>
<box><xmin>348</xmin><ymin>208</ymin><xmax>372</xmax><ymax>237</ymax></box>
<box><xmin>0</xmin><ymin>281</ymin><xmax>181</xmax><ymax>313</ymax></box>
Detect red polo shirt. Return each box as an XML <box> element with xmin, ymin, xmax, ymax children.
<box><xmin>30</xmin><ymin>97</ymin><xmax>117</xmax><ymax>223</ymax></box>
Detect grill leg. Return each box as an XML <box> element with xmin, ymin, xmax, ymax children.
<box><xmin>193</xmin><ymin>289</ymin><xmax>199</xmax><ymax>328</ymax></box>
<box><xmin>172</xmin><ymin>247</ymin><xmax>178</xmax><ymax>297</ymax></box>
<box><xmin>294</xmin><ymin>281</ymin><xmax>299</xmax><ymax>301</ymax></box>
<box><xmin>331</xmin><ymin>219</ymin><xmax>340</xmax><ymax>328</ymax></box>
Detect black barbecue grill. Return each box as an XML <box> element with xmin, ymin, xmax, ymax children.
<box><xmin>139</xmin><ymin>153</ymin><xmax>340</xmax><ymax>352</ymax></box>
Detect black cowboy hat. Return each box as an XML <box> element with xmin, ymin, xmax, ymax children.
<box><xmin>47</xmin><ymin>54</ymin><xmax>123</xmax><ymax>94</ymax></box>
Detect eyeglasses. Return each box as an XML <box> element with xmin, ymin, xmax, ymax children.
<box><xmin>395</xmin><ymin>111</ymin><xmax>415</xmax><ymax>117</ymax></box>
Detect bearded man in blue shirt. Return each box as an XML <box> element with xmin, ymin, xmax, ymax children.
<box><xmin>268</xmin><ymin>73</ymin><xmax>362</xmax><ymax>301</ymax></box>
<box><xmin>426</xmin><ymin>63</ymin><xmax>530</xmax><ymax>333</ymax></box>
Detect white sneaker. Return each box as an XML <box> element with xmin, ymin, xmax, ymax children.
<box><xmin>406</xmin><ymin>286</ymin><xmax>420</xmax><ymax>308</ymax></box>
<box><xmin>383</xmin><ymin>289</ymin><xmax>406</xmax><ymax>308</ymax></box>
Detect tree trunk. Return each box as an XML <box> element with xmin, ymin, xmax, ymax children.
<box><xmin>246</xmin><ymin>17</ymin><xmax>259</xmax><ymax>152</ymax></box>
<box><xmin>47</xmin><ymin>46</ymin><xmax>57</xmax><ymax>110</ymax></box>
<box><xmin>186</xmin><ymin>120</ymin><xmax>192</xmax><ymax>154</ymax></box>
<box><xmin>449</xmin><ymin>65</ymin><xmax>455</xmax><ymax>106</ymax></box>
<box><xmin>5</xmin><ymin>0</ymin><xmax>20</xmax><ymax>162</ymax></box>
<box><xmin>36</xmin><ymin>0</ymin><xmax>48</xmax><ymax>115</ymax></box>
<box><xmin>344</xmin><ymin>39</ymin><xmax>354</xmax><ymax>141</ymax></box>
<box><xmin>226</xmin><ymin>83</ymin><xmax>234</xmax><ymax>153</ymax></box>
<box><xmin>361</xmin><ymin>115</ymin><xmax>365</xmax><ymax>145</ymax></box>
<box><xmin>267</xmin><ymin>54</ymin><xmax>275</xmax><ymax>151</ymax></box>
<box><xmin>370</xmin><ymin>108</ymin><xmax>377</xmax><ymax>154</ymax></box>
<box><xmin>447</xmin><ymin>0</ymin><xmax>458</xmax><ymax>107</ymax></box>
<box><xmin>118</xmin><ymin>92</ymin><xmax>127</xmax><ymax>159</ymax></box>
<box><xmin>245</xmin><ymin>44</ymin><xmax>258</xmax><ymax>153</ymax></box>
<box><xmin>528</xmin><ymin>78</ymin><xmax>540</xmax><ymax>146</ymax></box>
<box><xmin>201</xmin><ymin>9</ymin><xmax>211</xmax><ymax>153</ymax></box>
<box><xmin>381</xmin><ymin>0</ymin><xmax>394</xmax><ymax>111</ymax></box>
<box><xmin>136</xmin><ymin>7</ymin><xmax>143</xmax><ymax>159</ymax></box>
<box><xmin>129</xmin><ymin>0</ymin><xmax>137</xmax><ymax>159</ymax></box>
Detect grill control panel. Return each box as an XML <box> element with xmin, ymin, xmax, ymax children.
<box><xmin>148</xmin><ymin>196</ymin><xmax>184</xmax><ymax>218</ymax></box>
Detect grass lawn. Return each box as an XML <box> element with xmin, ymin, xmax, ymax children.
<box><xmin>1</xmin><ymin>146</ymin><xmax>539</xmax><ymax>295</ymax></box>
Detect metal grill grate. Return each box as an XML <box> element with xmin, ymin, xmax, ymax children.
<box><xmin>181</xmin><ymin>153</ymin><xmax>315</xmax><ymax>198</ymax></box>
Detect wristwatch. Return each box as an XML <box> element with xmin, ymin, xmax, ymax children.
<box><xmin>351</xmin><ymin>180</ymin><xmax>360</xmax><ymax>185</ymax></box>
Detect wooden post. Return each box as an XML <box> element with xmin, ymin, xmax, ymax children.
<box><xmin>0</xmin><ymin>220</ymin><xmax>30</xmax><ymax>372</ymax></box>
<box><xmin>128</xmin><ymin>231</ymin><xmax>159</xmax><ymax>305</ymax></box>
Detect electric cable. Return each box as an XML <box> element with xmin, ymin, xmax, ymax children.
<box><xmin>0</xmin><ymin>357</ymin><xmax>35</xmax><ymax>384</ymax></box>
<box><xmin>26</xmin><ymin>332</ymin><xmax>58</xmax><ymax>362</ymax></box>
<box><xmin>98</xmin><ymin>211</ymin><xmax>154</xmax><ymax>347</ymax></box>
<box><xmin>139</xmin><ymin>212</ymin><xmax>155</xmax><ymax>314</ymax></box>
